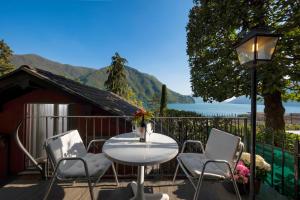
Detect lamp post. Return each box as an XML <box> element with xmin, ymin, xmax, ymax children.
<box><xmin>235</xmin><ymin>27</ymin><xmax>280</xmax><ymax>199</ymax></box>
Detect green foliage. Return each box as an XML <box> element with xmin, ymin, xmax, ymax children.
<box><xmin>256</xmin><ymin>124</ymin><xmax>300</xmax><ymax>152</ymax></box>
<box><xmin>187</xmin><ymin>0</ymin><xmax>300</xmax><ymax>132</ymax></box>
<box><xmin>104</xmin><ymin>52</ymin><xmax>143</xmax><ymax>107</ymax></box>
<box><xmin>159</xmin><ymin>84</ymin><xmax>168</xmax><ymax>116</ymax></box>
<box><xmin>11</xmin><ymin>54</ymin><xmax>194</xmax><ymax>105</ymax></box>
<box><xmin>124</xmin><ymin>87</ymin><xmax>143</xmax><ymax>108</ymax></box>
<box><xmin>187</xmin><ymin>0</ymin><xmax>299</xmax><ymax>102</ymax></box>
<box><xmin>165</xmin><ymin>109</ymin><xmax>202</xmax><ymax>117</ymax></box>
<box><xmin>105</xmin><ymin>52</ymin><xmax>128</xmax><ymax>97</ymax></box>
<box><xmin>0</xmin><ymin>40</ymin><xmax>14</xmax><ymax>76</ymax></box>
<box><xmin>148</xmin><ymin>93</ymin><xmax>160</xmax><ymax>111</ymax></box>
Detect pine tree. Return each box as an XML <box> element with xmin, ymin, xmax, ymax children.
<box><xmin>105</xmin><ymin>52</ymin><xmax>128</xmax><ymax>97</ymax></box>
<box><xmin>160</xmin><ymin>84</ymin><xmax>168</xmax><ymax>116</ymax></box>
<box><xmin>104</xmin><ymin>52</ymin><xmax>143</xmax><ymax>107</ymax></box>
<box><xmin>0</xmin><ymin>40</ymin><xmax>14</xmax><ymax>76</ymax></box>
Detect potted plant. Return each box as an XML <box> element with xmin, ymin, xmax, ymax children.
<box><xmin>234</xmin><ymin>161</ymin><xmax>250</xmax><ymax>194</ymax></box>
<box><xmin>224</xmin><ymin>161</ymin><xmax>250</xmax><ymax>195</ymax></box>
<box><xmin>132</xmin><ymin>109</ymin><xmax>153</xmax><ymax>142</ymax></box>
<box><xmin>240</xmin><ymin>152</ymin><xmax>271</xmax><ymax>194</ymax></box>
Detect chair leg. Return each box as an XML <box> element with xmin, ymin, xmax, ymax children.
<box><xmin>193</xmin><ymin>163</ymin><xmax>242</xmax><ymax>200</ymax></box>
<box><xmin>231</xmin><ymin>179</ymin><xmax>242</xmax><ymax>200</ymax></box>
<box><xmin>112</xmin><ymin>163</ymin><xmax>119</xmax><ymax>187</ymax></box>
<box><xmin>193</xmin><ymin>173</ymin><xmax>205</xmax><ymax>200</ymax></box>
<box><xmin>87</xmin><ymin>177</ymin><xmax>94</xmax><ymax>200</ymax></box>
<box><xmin>93</xmin><ymin>173</ymin><xmax>103</xmax><ymax>188</ymax></box>
<box><xmin>173</xmin><ymin>163</ymin><xmax>180</xmax><ymax>183</ymax></box>
<box><xmin>80</xmin><ymin>160</ymin><xmax>94</xmax><ymax>200</ymax></box>
<box><xmin>228</xmin><ymin>167</ymin><xmax>242</xmax><ymax>200</ymax></box>
<box><xmin>43</xmin><ymin>175</ymin><xmax>57</xmax><ymax>200</ymax></box>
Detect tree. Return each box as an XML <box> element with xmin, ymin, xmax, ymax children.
<box><xmin>187</xmin><ymin>0</ymin><xmax>300</xmax><ymax>132</ymax></box>
<box><xmin>0</xmin><ymin>39</ymin><xmax>14</xmax><ymax>76</ymax></box>
<box><xmin>105</xmin><ymin>52</ymin><xmax>128</xmax><ymax>97</ymax></box>
<box><xmin>105</xmin><ymin>52</ymin><xmax>143</xmax><ymax>107</ymax></box>
<box><xmin>124</xmin><ymin>87</ymin><xmax>143</xmax><ymax>108</ymax></box>
<box><xmin>148</xmin><ymin>93</ymin><xmax>161</xmax><ymax>112</ymax></box>
<box><xmin>160</xmin><ymin>84</ymin><xmax>168</xmax><ymax>116</ymax></box>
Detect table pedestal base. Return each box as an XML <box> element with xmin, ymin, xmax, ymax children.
<box><xmin>129</xmin><ymin>182</ymin><xmax>169</xmax><ymax>200</ymax></box>
<box><xmin>129</xmin><ymin>166</ymin><xmax>169</xmax><ymax>200</ymax></box>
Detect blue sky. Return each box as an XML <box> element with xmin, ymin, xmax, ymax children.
<box><xmin>0</xmin><ymin>0</ymin><xmax>193</xmax><ymax>95</ymax></box>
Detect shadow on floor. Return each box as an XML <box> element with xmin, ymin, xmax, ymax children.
<box><xmin>0</xmin><ymin>181</ymin><xmax>65</xmax><ymax>200</ymax></box>
<box><xmin>97</xmin><ymin>183</ymin><xmax>154</xmax><ymax>200</ymax></box>
<box><xmin>172</xmin><ymin>180</ymin><xmax>241</xmax><ymax>200</ymax></box>
<box><xmin>0</xmin><ymin>179</ymin><xmax>288</xmax><ymax>200</ymax></box>
<box><xmin>96</xmin><ymin>180</ymin><xmax>241</xmax><ymax>200</ymax></box>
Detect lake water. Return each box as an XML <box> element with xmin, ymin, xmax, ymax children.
<box><xmin>168</xmin><ymin>102</ymin><xmax>300</xmax><ymax>116</ymax></box>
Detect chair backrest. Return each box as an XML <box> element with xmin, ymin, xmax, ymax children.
<box><xmin>45</xmin><ymin>130</ymin><xmax>87</xmax><ymax>171</ymax></box>
<box><xmin>205</xmin><ymin>128</ymin><xmax>241</xmax><ymax>169</ymax></box>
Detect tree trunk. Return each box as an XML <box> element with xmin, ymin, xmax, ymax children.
<box><xmin>263</xmin><ymin>91</ymin><xmax>285</xmax><ymax>131</ymax></box>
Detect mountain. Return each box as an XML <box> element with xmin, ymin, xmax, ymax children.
<box><xmin>11</xmin><ymin>54</ymin><xmax>194</xmax><ymax>105</ymax></box>
<box><xmin>193</xmin><ymin>97</ymin><xmax>204</xmax><ymax>103</ymax></box>
<box><xmin>228</xmin><ymin>96</ymin><xmax>263</xmax><ymax>104</ymax></box>
<box><xmin>228</xmin><ymin>95</ymin><xmax>300</xmax><ymax>106</ymax></box>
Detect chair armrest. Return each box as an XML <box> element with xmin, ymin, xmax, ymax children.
<box><xmin>87</xmin><ymin>139</ymin><xmax>107</xmax><ymax>152</ymax></box>
<box><xmin>55</xmin><ymin>157</ymin><xmax>90</xmax><ymax>177</ymax></box>
<box><xmin>203</xmin><ymin>159</ymin><xmax>230</xmax><ymax>166</ymax></box>
<box><xmin>57</xmin><ymin>157</ymin><xmax>87</xmax><ymax>165</ymax></box>
<box><xmin>202</xmin><ymin>159</ymin><xmax>235</xmax><ymax>176</ymax></box>
<box><xmin>181</xmin><ymin>140</ymin><xmax>204</xmax><ymax>153</ymax></box>
<box><xmin>201</xmin><ymin>159</ymin><xmax>234</xmax><ymax>178</ymax></box>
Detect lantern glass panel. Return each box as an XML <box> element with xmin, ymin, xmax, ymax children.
<box><xmin>236</xmin><ymin>37</ymin><xmax>255</xmax><ymax>64</ymax></box>
<box><xmin>256</xmin><ymin>36</ymin><xmax>278</xmax><ymax>60</ymax></box>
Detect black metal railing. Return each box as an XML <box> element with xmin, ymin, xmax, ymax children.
<box><xmin>256</xmin><ymin>129</ymin><xmax>300</xmax><ymax>199</ymax></box>
<box><xmin>22</xmin><ymin>115</ymin><xmax>247</xmax><ymax>176</ymax></box>
<box><xmin>20</xmin><ymin>115</ymin><xmax>299</xmax><ymax>199</ymax></box>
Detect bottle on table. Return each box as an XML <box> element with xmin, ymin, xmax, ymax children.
<box><xmin>139</xmin><ymin>115</ymin><xmax>146</xmax><ymax>142</ymax></box>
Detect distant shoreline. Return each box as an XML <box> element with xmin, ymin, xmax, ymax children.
<box><xmin>168</xmin><ymin>102</ymin><xmax>300</xmax><ymax>116</ymax></box>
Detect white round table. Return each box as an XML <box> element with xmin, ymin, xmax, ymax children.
<box><xmin>103</xmin><ymin>132</ymin><xmax>179</xmax><ymax>200</ymax></box>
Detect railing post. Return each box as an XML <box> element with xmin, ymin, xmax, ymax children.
<box><xmin>271</xmin><ymin>129</ymin><xmax>275</xmax><ymax>187</ymax></box>
<box><xmin>243</xmin><ymin>118</ymin><xmax>250</xmax><ymax>152</ymax></box>
<box><xmin>93</xmin><ymin>118</ymin><xmax>95</xmax><ymax>153</ymax></box>
<box><xmin>85</xmin><ymin>118</ymin><xmax>88</xmax><ymax>147</ymax></box>
<box><xmin>294</xmin><ymin>138</ymin><xmax>299</xmax><ymax>200</ymax></box>
<box><xmin>206</xmin><ymin>119</ymin><xmax>209</xmax><ymax>142</ymax></box>
<box><xmin>281</xmin><ymin>131</ymin><xmax>285</xmax><ymax>194</ymax></box>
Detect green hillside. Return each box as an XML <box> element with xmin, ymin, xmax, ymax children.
<box><xmin>11</xmin><ymin>54</ymin><xmax>194</xmax><ymax>105</ymax></box>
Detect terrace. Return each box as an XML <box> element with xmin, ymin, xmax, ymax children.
<box><xmin>0</xmin><ymin>115</ymin><xmax>297</xmax><ymax>199</ymax></box>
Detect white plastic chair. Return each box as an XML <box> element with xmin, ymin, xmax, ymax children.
<box><xmin>173</xmin><ymin>128</ymin><xmax>244</xmax><ymax>200</ymax></box>
<box><xmin>43</xmin><ymin>130</ymin><xmax>119</xmax><ymax>200</ymax></box>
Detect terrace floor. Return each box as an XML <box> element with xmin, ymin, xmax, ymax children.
<box><xmin>0</xmin><ymin>178</ymin><xmax>287</xmax><ymax>200</ymax></box>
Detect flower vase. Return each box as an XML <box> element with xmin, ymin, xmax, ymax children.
<box><xmin>136</xmin><ymin>126</ymin><xmax>145</xmax><ymax>141</ymax></box>
<box><xmin>135</xmin><ymin>123</ymin><xmax>152</xmax><ymax>142</ymax></box>
<box><xmin>254</xmin><ymin>179</ymin><xmax>261</xmax><ymax>194</ymax></box>
<box><xmin>223</xmin><ymin>180</ymin><xmax>249</xmax><ymax>195</ymax></box>
<box><xmin>145</xmin><ymin>123</ymin><xmax>153</xmax><ymax>142</ymax></box>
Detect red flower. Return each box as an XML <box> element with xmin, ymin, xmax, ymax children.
<box><xmin>134</xmin><ymin>109</ymin><xmax>146</xmax><ymax>117</ymax></box>
<box><xmin>233</xmin><ymin>161</ymin><xmax>250</xmax><ymax>184</ymax></box>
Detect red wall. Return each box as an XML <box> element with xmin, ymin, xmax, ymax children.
<box><xmin>0</xmin><ymin>88</ymin><xmax>111</xmax><ymax>178</ymax></box>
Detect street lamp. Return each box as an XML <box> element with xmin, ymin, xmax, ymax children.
<box><xmin>235</xmin><ymin>27</ymin><xmax>280</xmax><ymax>199</ymax></box>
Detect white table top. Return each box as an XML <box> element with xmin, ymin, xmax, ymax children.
<box><xmin>103</xmin><ymin>132</ymin><xmax>179</xmax><ymax>166</ymax></box>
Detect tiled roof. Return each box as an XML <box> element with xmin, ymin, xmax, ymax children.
<box><xmin>4</xmin><ymin>65</ymin><xmax>139</xmax><ymax>116</ymax></box>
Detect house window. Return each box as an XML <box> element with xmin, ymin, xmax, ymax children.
<box><xmin>25</xmin><ymin>104</ymin><xmax>69</xmax><ymax>163</ymax></box>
